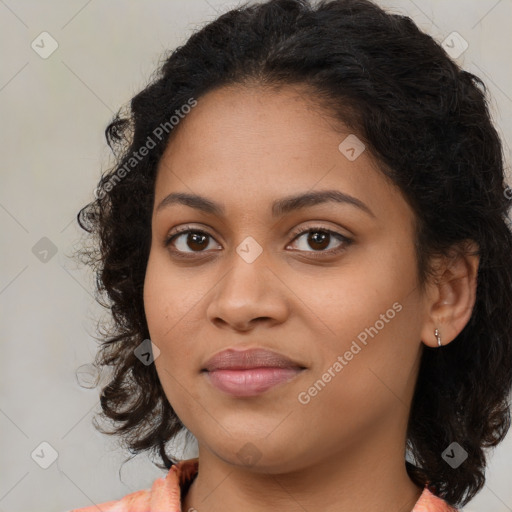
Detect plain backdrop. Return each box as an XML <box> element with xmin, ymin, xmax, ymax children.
<box><xmin>1</xmin><ymin>1</ymin><xmax>511</xmax><ymax>511</ymax></box>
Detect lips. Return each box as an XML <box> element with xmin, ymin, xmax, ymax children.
<box><xmin>203</xmin><ymin>348</ymin><xmax>305</xmax><ymax>371</ymax></box>
<box><xmin>202</xmin><ymin>348</ymin><xmax>306</xmax><ymax>397</ymax></box>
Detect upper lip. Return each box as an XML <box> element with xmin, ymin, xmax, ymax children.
<box><xmin>202</xmin><ymin>348</ymin><xmax>305</xmax><ymax>371</ymax></box>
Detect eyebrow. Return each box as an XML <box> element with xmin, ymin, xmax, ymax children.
<box><xmin>156</xmin><ymin>189</ymin><xmax>375</xmax><ymax>218</ymax></box>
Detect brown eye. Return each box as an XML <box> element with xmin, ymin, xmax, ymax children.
<box><xmin>182</xmin><ymin>232</ymin><xmax>209</xmax><ymax>251</ymax></box>
<box><xmin>288</xmin><ymin>227</ymin><xmax>351</xmax><ymax>254</ymax></box>
<box><xmin>165</xmin><ymin>229</ymin><xmax>219</xmax><ymax>253</ymax></box>
<box><xmin>306</xmin><ymin>231</ymin><xmax>330</xmax><ymax>251</ymax></box>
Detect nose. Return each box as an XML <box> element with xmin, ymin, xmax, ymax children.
<box><xmin>206</xmin><ymin>250</ymin><xmax>289</xmax><ymax>332</ymax></box>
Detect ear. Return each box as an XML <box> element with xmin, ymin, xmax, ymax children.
<box><xmin>420</xmin><ymin>240</ymin><xmax>480</xmax><ymax>348</ymax></box>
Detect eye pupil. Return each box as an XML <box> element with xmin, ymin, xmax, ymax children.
<box><xmin>308</xmin><ymin>231</ymin><xmax>329</xmax><ymax>251</ymax></box>
<box><xmin>188</xmin><ymin>232</ymin><xmax>208</xmax><ymax>251</ymax></box>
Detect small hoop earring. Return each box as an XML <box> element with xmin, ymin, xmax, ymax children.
<box><xmin>434</xmin><ymin>328</ymin><xmax>442</xmax><ymax>347</ymax></box>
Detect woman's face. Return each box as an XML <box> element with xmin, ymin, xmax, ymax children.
<box><xmin>144</xmin><ymin>84</ymin><xmax>430</xmax><ymax>472</ymax></box>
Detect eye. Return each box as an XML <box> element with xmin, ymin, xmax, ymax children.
<box><xmin>164</xmin><ymin>224</ymin><xmax>352</xmax><ymax>258</ymax></box>
<box><xmin>164</xmin><ymin>225</ymin><xmax>221</xmax><ymax>256</ymax></box>
<box><xmin>287</xmin><ymin>225</ymin><xmax>352</xmax><ymax>256</ymax></box>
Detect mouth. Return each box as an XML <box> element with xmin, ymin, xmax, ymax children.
<box><xmin>202</xmin><ymin>348</ymin><xmax>307</xmax><ymax>397</ymax></box>
<box><xmin>204</xmin><ymin>367</ymin><xmax>305</xmax><ymax>397</ymax></box>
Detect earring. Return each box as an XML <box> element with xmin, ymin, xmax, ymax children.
<box><xmin>434</xmin><ymin>328</ymin><xmax>442</xmax><ymax>347</ymax></box>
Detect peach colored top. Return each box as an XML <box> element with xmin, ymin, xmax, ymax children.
<box><xmin>69</xmin><ymin>458</ymin><xmax>458</xmax><ymax>512</ymax></box>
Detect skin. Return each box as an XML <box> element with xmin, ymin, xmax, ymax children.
<box><xmin>143</xmin><ymin>84</ymin><xmax>479</xmax><ymax>512</ymax></box>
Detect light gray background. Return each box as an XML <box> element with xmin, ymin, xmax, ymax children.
<box><xmin>1</xmin><ymin>1</ymin><xmax>511</xmax><ymax>511</ymax></box>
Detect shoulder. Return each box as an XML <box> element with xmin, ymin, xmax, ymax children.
<box><xmin>68</xmin><ymin>488</ymin><xmax>151</xmax><ymax>511</ymax></box>
<box><xmin>412</xmin><ymin>486</ymin><xmax>459</xmax><ymax>512</ymax></box>
<box><xmin>68</xmin><ymin>458</ymin><xmax>199</xmax><ymax>512</ymax></box>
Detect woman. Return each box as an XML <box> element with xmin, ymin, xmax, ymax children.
<box><xmin>72</xmin><ymin>0</ymin><xmax>512</xmax><ymax>510</ymax></box>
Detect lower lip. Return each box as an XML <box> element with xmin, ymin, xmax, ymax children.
<box><xmin>204</xmin><ymin>367</ymin><xmax>304</xmax><ymax>397</ymax></box>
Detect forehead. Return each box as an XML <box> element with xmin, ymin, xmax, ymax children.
<box><xmin>166</xmin><ymin>86</ymin><xmax>331</xmax><ymax>156</ymax></box>
<box><xmin>153</xmin><ymin>84</ymin><xmax>406</xmax><ymax>222</ymax></box>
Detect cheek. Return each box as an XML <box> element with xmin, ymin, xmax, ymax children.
<box><xmin>297</xmin><ymin>242</ymin><xmax>421</xmax><ymax>384</ymax></box>
<box><xmin>143</xmin><ymin>252</ymin><xmax>199</xmax><ymax>421</ymax></box>
<box><xmin>143</xmin><ymin>250</ymin><xmax>212</xmax><ymax>380</ymax></box>
<box><xmin>291</xmin><ymin>263</ymin><xmax>412</xmax><ymax>351</ymax></box>
<box><xmin>144</xmin><ymin>251</ymin><xmax>196</xmax><ymax>337</ymax></box>
<box><xmin>143</xmin><ymin>259</ymin><xmax>170</xmax><ymax>340</ymax></box>
<box><xmin>143</xmin><ymin>252</ymin><xmax>188</xmax><ymax>365</ymax></box>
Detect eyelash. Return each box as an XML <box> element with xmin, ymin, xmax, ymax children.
<box><xmin>163</xmin><ymin>224</ymin><xmax>352</xmax><ymax>259</ymax></box>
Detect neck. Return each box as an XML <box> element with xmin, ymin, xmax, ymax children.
<box><xmin>182</xmin><ymin>417</ymin><xmax>423</xmax><ymax>512</ymax></box>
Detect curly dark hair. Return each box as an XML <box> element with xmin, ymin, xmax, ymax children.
<box><xmin>76</xmin><ymin>0</ymin><xmax>512</xmax><ymax>507</ymax></box>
